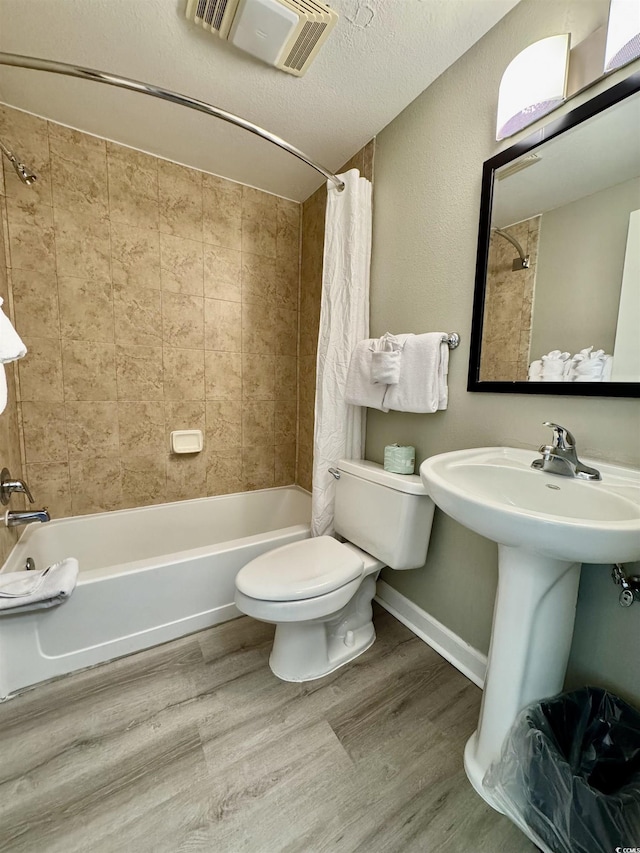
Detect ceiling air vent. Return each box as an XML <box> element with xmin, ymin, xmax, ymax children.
<box><xmin>185</xmin><ymin>0</ymin><xmax>338</xmax><ymax>76</ymax></box>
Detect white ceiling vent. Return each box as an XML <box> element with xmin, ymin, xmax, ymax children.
<box><xmin>185</xmin><ymin>0</ymin><xmax>338</xmax><ymax>76</ymax></box>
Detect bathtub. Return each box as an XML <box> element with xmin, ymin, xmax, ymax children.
<box><xmin>0</xmin><ymin>486</ymin><xmax>311</xmax><ymax>699</ymax></box>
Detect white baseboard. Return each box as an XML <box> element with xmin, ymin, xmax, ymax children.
<box><xmin>375</xmin><ymin>580</ymin><xmax>487</xmax><ymax>689</ymax></box>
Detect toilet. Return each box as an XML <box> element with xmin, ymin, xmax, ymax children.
<box><xmin>234</xmin><ymin>459</ymin><xmax>435</xmax><ymax>682</ymax></box>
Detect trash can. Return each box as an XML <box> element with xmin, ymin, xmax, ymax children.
<box><xmin>484</xmin><ymin>686</ymin><xmax>640</xmax><ymax>853</ymax></box>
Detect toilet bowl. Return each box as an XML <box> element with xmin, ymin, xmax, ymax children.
<box><xmin>235</xmin><ymin>459</ymin><xmax>436</xmax><ymax>682</ymax></box>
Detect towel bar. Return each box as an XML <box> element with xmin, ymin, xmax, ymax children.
<box><xmin>442</xmin><ymin>333</ymin><xmax>460</xmax><ymax>349</ymax></box>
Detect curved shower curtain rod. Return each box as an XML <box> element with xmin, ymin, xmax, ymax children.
<box><xmin>0</xmin><ymin>52</ymin><xmax>346</xmax><ymax>192</ymax></box>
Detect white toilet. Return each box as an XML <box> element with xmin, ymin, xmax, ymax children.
<box><xmin>234</xmin><ymin>459</ymin><xmax>435</xmax><ymax>682</ymax></box>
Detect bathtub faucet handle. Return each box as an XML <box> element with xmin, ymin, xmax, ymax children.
<box><xmin>1</xmin><ymin>467</ymin><xmax>35</xmax><ymax>504</ymax></box>
<box><xmin>328</xmin><ymin>467</ymin><xmax>341</xmax><ymax>480</ymax></box>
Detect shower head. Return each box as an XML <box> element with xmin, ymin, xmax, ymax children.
<box><xmin>0</xmin><ymin>140</ymin><xmax>38</xmax><ymax>186</ymax></box>
<box><xmin>493</xmin><ymin>227</ymin><xmax>530</xmax><ymax>271</ymax></box>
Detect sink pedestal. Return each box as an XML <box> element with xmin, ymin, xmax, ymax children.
<box><xmin>464</xmin><ymin>545</ymin><xmax>582</xmax><ymax>802</ymax></box>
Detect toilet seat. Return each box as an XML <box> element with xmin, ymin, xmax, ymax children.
<box><xmin>235</xmin><ymin>535</ymin><xmax>364</xmax><ymax>602</ymax></box>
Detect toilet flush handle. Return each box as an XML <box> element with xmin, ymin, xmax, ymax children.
<box><xmin>328</xmin><ymin>467</ymin><xmax>341</xmax><ymax>480</ymax></box>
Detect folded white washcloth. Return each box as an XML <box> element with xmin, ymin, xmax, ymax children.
<box><xmin>528</xmin><ymin>360</ymin><xmax>543</xmax><ymax>381</ymax></box>
<box><xmin>370</xmin><ymin>332</ymin><xmax>406</xmax><ymax>385</ymax></box>
<box><xmin>0</xmin><ymin>558</ymin><xmax>79</xmax><ymax>613</ymax></box>
<box><xmin>540</xmin><ymin>350</ymin><xmax>571</xmax><ymax>381</ymax></box>
<box><xmin>382</xmin><ymin>333</ymin><xmax>449</xmax><ymax>413</ymax></box>
<box><xmin>345</xmin><ymin>340</ymin><xmax>388</xmax><ymax>410</ymax></box>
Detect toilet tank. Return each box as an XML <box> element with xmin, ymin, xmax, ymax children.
<box><xmin>334</xmin><ymin>459</ymin><xmax>435</xmax><ymax>570</ymax></box>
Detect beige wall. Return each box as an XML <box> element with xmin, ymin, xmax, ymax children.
<box><xmin>0</xmin><ymin>106</ymin><xmax>301</xmax><ymax>519</ymax></box>
<box><xmin>367</xmin><ymin>0</ymin><xmax>640</xmax><ymax>703</ymax></box>
<box><xmin>297</xmin><ymin>142</ymin><xmax>375</xmax><ymax>491</ymax></box>
<box><xmin>531</xmin><ymin>176</ymin><xmax>640</xmax><ymax>358</ymax></box>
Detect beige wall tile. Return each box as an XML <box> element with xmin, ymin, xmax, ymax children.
<box><xmin>121</xmin><ymin>456</ymin><xmax>166</xmax><ymax>508</ymax></box>
<box><xmin>58</xmin><ymin>276</ymin><xmax>114</xmax><ymax>343</ymax></box>
<box><xmin>17</xmin><ymin>337</ymin><xmax>64</xmax><ymax>402</ymax></box>
<box><xmin>162</xmin><ymin>291</ymin><xmax>204</xmax><ymax>349</ymax></box>
<box><xmin>204</xmin><ymin>351</ymin><xmax>242</xmax><ymax>400</ymax></box>
<box><xmin>202</xmin><ymin>175</ymin><xmax>242</xmax><ymax>251</ymax></box>
<box><xmin>275</xmin><ymin>356</ymin><xmax>297</xmax><ymax>401</ymax></box>
<box><xmin>158</xmin><ymin>160</ymin><xmax>203</xmax><ymax>241</ymax></box>
<box><xmin>163</xmin><ymin>347</ymin><xmax>205</xmax><ymax>401</ymax></box>
<box><xmin>242</xmin><ymin>302</ymin><xmax>275</xmax><ymax>355</ymax></box>
<box><xmin>275</xmin><ymin>306</ymin><xmax>297</xmax><ymax>356</ymax></box>
<box><xmin>69</xmin><ymin>457</ymin><xmax>122</xmax><ymax>515</ymax></box>
<box><xmin>11</xmin><ymin>268</ymin><xmax>60</xmax><ymax>339</ymax></box>
<box><xmin>21</xmin><ymin>401</ymin><xmax>68</xmax><ymax>464</ymax></box>
<box><xmin>242</xmin><ymin>400</ymin><xmax>275</xmax><ymax>447</ymax></box>
<box><xmin>25</xmin><ymin>461</ymin><xmax>71</xmax><ymax>519</ymax></box>
<box><xmin>5</xmin><ymin>194</ymin><xmax>54</xmax><ymax>231</ymax></box>
<box><xmin>54</xmin><ymin>209</ymin><xmax>110</xmax><ymax>280</ymax></box>
<box><xmin>111</xmin><ymin>222</ymin><xmax>160</xmax><ymax>290</ymax></box>
<box><xmin>206</xmin><ymin>449</ymin><xmax>242</xmax><ymax>496</ymax></box>
<box><xmin>65</xmin><ymin>401</ymin><xmax>119</xmax><ymax>458</ymax></box>
<box><xmin>242</xmin><ymin>445</ymin><xmax>275</xmax><ymax>491</ymax></box>
<box><xmin>7</xmin><ymin>222</ymin><xmax>56</xmax><ymax>274</ymax></box>
<box><xmin>116</xmin><ymin>345</ymin><xmax>164</xmax><ymax>401</ymax></box>
<box><xmin>275</xmin><ymin>256</ymin><xmax>299</xmax><ymax>312</ymax></box>
<box><xmin>205</xmin><ymin>400</ymin><xmax>241</xmax><ymax>451</ymax></box>
<box><xmin>242</xmin><ymin>253</ymin><xmax>276</xmax><ymax>304</ymax></box>
<box><xmin>113</xmin><ymin>284</ymin><xmax>163</xmax><ymax>347</ymax></box>
<box><xmin>118</xmin><ymin>401</ymin><xmax>166</xmax><ymax>458</ymax></box>
<box><xmin>275</xmin><ymin>401</ymin><xmax>297</xmax><ymax>445</ymax></box>
<box><xmin>204</xmin><ymin>299</ymin><xmax>241</xmax><ymax>352</ymax></box>
<box><xmin>107</xmin><ymin>142</ymin><xmax>159</xmax><ymax>229</ymax></box>
<box><xmin>166</xmin><ymin>453</ymin><xmax>207</xmax><ymax>502</ymax></box>
<box><xmin>62</xmin><ymin>341</ymin><xmax>117</xmax><ymax>401</ymax></box>
<box><xmin>241</xmin><ymin>187</ymin><xmax>277</xmax><ymax>258</ymax></box>
<box><xmin>160</xmin><ymin>233</ymin><xmax>204</xmax><ymax>296</ymax></box>
<box><xmin>49</xmin><ymin>124</ymin><xmax>108</xmax><ymax>221</ymax></box>
<box><xmin>243</xmin><ymin>354</ymin><xmax>275</xmax><ymax>400</ymax></box>
<box><xmin>276</xmin><ymin>198</ymin><xmax>300</xmax><ymax>263</ymax></box>
<box><xmin>275</xmin><ymin>443</ymin><xmax>296</xmax><ymax>486</ymax></box>
<box><xmin>203</xmin><ymin>245</ymin><xmax>241</xmax><ymax>302</ymax></box>
<box><xmin>0</xmin><ymin>108</ymin><xmax>51</xmax><ymax>206</ymax></box>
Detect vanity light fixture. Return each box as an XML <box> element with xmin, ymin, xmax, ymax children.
<box><xmin>605</xmin><ymin>0</ymin><xmax>640</xmax><ymax>72</ymax></box>
<box><xmin>496</xmin><ymin>34</ymin><xmax>570</xmax><ymax>140</ymax></box>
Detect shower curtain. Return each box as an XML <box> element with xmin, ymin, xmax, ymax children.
<box><xmin>311</xmin><ymin>169</ymin><xmax>372</xmax><ymax>537</ymax></box>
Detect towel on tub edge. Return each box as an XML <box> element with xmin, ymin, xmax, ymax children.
<box><xmin>0</xmin><ymin>558</ymin><xmax>79</xmax><ymax>613</ymax></box>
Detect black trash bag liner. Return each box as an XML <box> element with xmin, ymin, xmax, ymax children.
<box><xmin>484</xmin><ymin>687</ymin><xmax>640</xmax><ymax>853</ymax></box>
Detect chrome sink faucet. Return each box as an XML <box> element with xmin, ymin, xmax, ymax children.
<box><xmin>531</xmin><ymin>422</ymin><xmax>601</xmax><ymax>480</ymax></box>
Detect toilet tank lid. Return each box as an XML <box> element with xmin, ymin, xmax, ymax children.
<box><xmin>336</xmin><ymin>459</ymin><xmax>427</xmax><ymax>496</ymax></box>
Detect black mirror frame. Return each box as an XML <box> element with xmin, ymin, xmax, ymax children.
<box><xmin>468</xmin><ymin>70</ymin><xmax>640</xmax><ymax>397</ymax></box>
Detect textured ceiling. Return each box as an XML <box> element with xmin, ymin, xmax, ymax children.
<box><xmin>0</xmin><ymin>0</ymin><xmax>520</xmax><ymax>200</ymax></box>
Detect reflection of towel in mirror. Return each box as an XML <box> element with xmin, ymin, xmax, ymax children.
<box><xmin>528</xmin><ymin>360</ymin><xmax>543</xmax><ymax>381</ymax></box>
<box><xmin>540</xmin><ymin>350</ymin><xmax>571</xmax><ymax>380</ymax></box>
<box><xmin>0</xmin><ymin>558</ymin><xmax>79</xmax><ymax>613</ymax></box>
<box><xmin>569</xmin><ymin>348</ymin><xmax>612</xmax><ymax>382</ymax></box>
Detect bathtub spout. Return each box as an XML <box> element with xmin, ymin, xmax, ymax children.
<box><xmin>5</xmin><ymin>509</ymin><xmax>50</xmax><ymax>527</ymax></box>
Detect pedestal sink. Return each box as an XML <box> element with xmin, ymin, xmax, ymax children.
<box><xmin>419</xmin><ymin>446</ymin><xmax>640</xmax><ymax>808</ymax></box>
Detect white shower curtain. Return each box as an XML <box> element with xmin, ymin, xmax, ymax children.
<box><xmin>311</xmin><ymin>169</ymin><xmax>372</xmax><ymax>537</ymax></box>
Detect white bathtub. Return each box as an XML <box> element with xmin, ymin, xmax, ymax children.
<box><xmin>0</xmin><ymin>486</ymin><xmax>311</xmax><ymax>699</ymax></box>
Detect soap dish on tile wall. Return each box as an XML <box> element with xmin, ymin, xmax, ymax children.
<box><xmin>170</xmin><ymin>430</ymin><xmax>203</xmax><ymax>454</ymax></box>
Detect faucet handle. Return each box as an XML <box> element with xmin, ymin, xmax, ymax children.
<box><xmin>542</xmin><ymin>422</ymin><xmax>576</xmax><ymax>450</ymax></box>
<box><xmin>0</xmin><ymin>468</ymin><xmax>35</xmax><ymax>505</ymax></box>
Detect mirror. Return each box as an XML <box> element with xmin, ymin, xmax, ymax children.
<box><xmin>468</xmin><ymin>71</ymin><xmax>640</xmax><ymax>396</ymax></box>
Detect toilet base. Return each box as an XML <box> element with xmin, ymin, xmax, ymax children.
<box><xmin>268</xmin><ymin>574</ymin><xmax>378</xmax><ymax>682</ymax></box>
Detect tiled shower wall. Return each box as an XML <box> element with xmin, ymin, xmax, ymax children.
<box><xmin>480</xmin><ymin>215</ymin><xmax>540</xmax><ymax>382</ymax></box>
<box><xmin>297</xmin><ymin>142</ymin><xmax>375</xmax><ymax>491</ymax></box>
<box><xmin>0</xmin><ymin>105</ymin><xmax>301</xmax><ymax>518</ymax></box>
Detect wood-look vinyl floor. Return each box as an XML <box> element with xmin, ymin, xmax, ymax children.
<box><xmin>0</xmin><ymin>605</ymin><xmax>537</xmax><ymax>853</ymax></box>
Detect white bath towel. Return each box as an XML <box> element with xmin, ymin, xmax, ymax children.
<box><xmin>382</xmin><ymin>333</ymin><xmax>449</xmax><ymax>413</ymax></box>
<box><xmin>370</xmin><ymin>332</ymin><xmax>405</xmax><ymax>385</ymax></box>
<box><xmin>528</xmin><ymin>360</ymin><xmax>543</xmax><ymax>381</ymax></box>
<box><xmin>0</xmin><ymin>296</ymin><xmax>27</xmax><ymax>415</ymax></box>
<box><xmin>0</xmin><ymin>558</ymin><xmax>79</xmax><ymax>613</ymax></box>
<box><xmin>344</xmin><ymin>340</ymin><xmax>387</xmax><ymax>410</ymax></box>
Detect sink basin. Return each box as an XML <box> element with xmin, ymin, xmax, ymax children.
<box><xmin>420</xmin><ymin>446</ymin><xmax>640</xmax><ymax>564</ymax></box>
<box><xmin>419</xmin><ymin>446</ymin><xmax>640</xmax><ymax>828</ymax></box>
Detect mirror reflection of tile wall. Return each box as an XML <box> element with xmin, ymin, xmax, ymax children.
<box><xmin>480</xmin><ymin>216</ymin><xmax>540</xmax><ymax>382</ymax></box>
